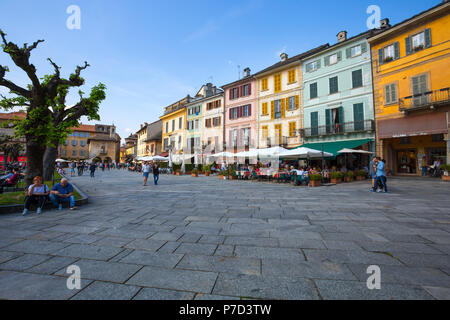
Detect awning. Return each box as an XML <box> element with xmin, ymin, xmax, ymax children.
<box><xmin>298</xmin><ymin>139</ymin><xmax>373</xmax><ymax>157</ymax></box>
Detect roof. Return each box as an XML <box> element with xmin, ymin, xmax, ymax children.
<box><xmin>221</xmin><ymin>75</ymin><xmax>255</xmax><ymax>89</ymax></box>
<box><xmin>253</xmin><ymin>44</ymin><xmax>330</xmax><ymax>77</ymax></box>
<box><xmin>368</xmin><ymin>1</ymin><xmax>450</xmax><ymax>43</ymax></box>
<box><xmin>0</xmin><ymin>111</ymin><xmax>26</xmax><ymax>120</ymax></box>
<box><xmin>88</xmin><ymin>133</ymin><xmax>120</xmax><ymax>142</ymax></box>
<box><xmin>185</xmin><ymin>91</ymin><xmax>224</xmax><ymax>107</ymax></box>
<box><xmin>161</xmin><ymin>96</ymin><xmax>192</xmax><ymax>117</ymax></box>
<box><xmin>72</xmin><ymin>124</ymin><xmax>96</xmax><ymax>133</ymax></box>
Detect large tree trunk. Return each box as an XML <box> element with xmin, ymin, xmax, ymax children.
<box><xmin>43</xmin><ymin>142</ymin><xmax>58</xmax><ymax>181</ymax></box>
<box><xmin>25</xmin><ymin>139</ymin><xmax>46</xmax><ymax>187</ymax></box>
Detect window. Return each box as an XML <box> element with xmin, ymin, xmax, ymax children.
<box><xmin>194</xmin><ymin>119</ymin><xmax>199</xmax><ymax>130</ymax></box>
<box><xmin>230</xmin><ymin>87</ymin><xmax>239</xmax><ymax>99</ymax></box>
<box><xmin>179</xmin><ymin>117</ymin><xmax>182</xmax><ymax>129</ymax></box>
<box><xmin>80</xmin><ymin>150</ymin><xmax>86</xmax><ymax>156</ymax></box>
<box><xmin>80</xmin><ymin>140</ymin><xmax>86</xmax><ymax>147</ymax></box>
<box><xmin>432</xmin><ymin>134</ymin><xmax>444</xmax><ymax>142</ymax></box>
<box><xmin>261</xmin><ymin>78</ymin><xmax>268</xmax><ymax>91</ymax></box>
<box><xmin>399</xmin><ymin>137</ymin><xmax>411</xmax><ymax>145</ymax></box>
<box><xmin>242</xmin><ymin>105</ymin><xmax>249</xmax><ymax>117</ymax></box>
<box><xmin>274</xmin><ymin>74</ymin><xmax>282</xmax><ymax>93</ymax></box>
<box><xmin>329</xmin><ymin>76</ymin><xmax>339</xmax><ymax>94</ymax></box>
<box><xmin>242</xmin><ymin>128</ymin><xmax>249</xmax><ymax>147</ymax></box>
<box><xmin>231</xmin><ymin>108</ymin><xmax>238</xmax><ymax>120</ymax></box>
<box><xmin>385</xmin><ymin>83</ymin><xmax>398</xmax><ymax>105</ymax></box>
<box><xmin>74</xmin><ymin>132</ymin><xmax>79</xmax><ymax>137</ymax></box>
<box><xmin>328</xmin><ymin>53</ymin><xmax>338</xmax><ymax>65</ymax></box>
<box><xmin>172</xmin><ymin>119</ymin><xmax>175</xmax><ymax>131</ymax></box>
<box><xmin>411</xmin><ymin>74</ymin><xmax>429</xmax><ymax>106</ymax></box>
<box><xmin>205</xmin><ymin>118</ymin><xmax>212</xmax><ymax>128</ymax></box>
<box><xmin>62</xmin><ymin>150</ymin><xmax>67</xmax><ymax>156</ymax></box>
<box><xmin>165</xmin><ymin>122</ymin><xmax>168</xmax><ymax>133</ymax></box>
<box><xmin>310</xmin><ymin>83</ymin><xmax>318</xmax><ymax>99</ymax></box>
<box><xmin>262</xmin><ymin>126</ymin><xmax>268</xmax><ymax>139</ymax></box>
<box><xmin>243</xmin><ymin>84</ymin><xmax>249</xmax><ymax>96</ymax></box>
<box><xmin>72</xmin><ymin>150</ymin><xmax>77</xmax><ymax>156</ymax></box>
<box><xmin>231</xmin><ymin>130</ymin><xmax>238</xmax><ymax>147</ymax></box>
<box><xmin>379</xmin><ymin>42</ymin><xmax>399</xmax><ymax>64</ymax></box>
<box><xmin>288</xmin><ymin>96</ymin><xmax>296</xmax><ymax>111</ymax></box>
<box><xmin>352</xmin><ymin>69</ymin><xmax>363</xmax><ymax>88</ymax></box>
<box><xmin>351</xmin><ymin>45</ymin><xmax>362</xmax><ymax>57</ymax></box>
<box><xmin>274</xmin><ymin>100</ymin><xmax>282</xmax><ymax>119</ymax></box>
<box><xmin>289</xmin><ymin>122</ymin><xmax>296</xmax><ymax>137</ymax></box>
<box><xmin>72</xmin><ymin>140</ymin><xmax>78</xmax><ymax>146</ymax></box>
<box><xmin>213</xmin><ymin>117</ymin><xmax>221</xmax><ymax>127</ymax></box>
<box><xmin>288</xmin><ymin>70</ymin><xmax>296</xmax><ymax>83</ymax></box>
<box><xmin>262</xmin><ymin>102</ymin><xmax>268</xmax><ymax>115</ymax></box>
<box><xmin>325</xmin><ymin>107</ymin><xmax>344</xmax><ymax>134</ymax></box>
<box><xmin>86</xmin><ymin>133</ymin><xmax>90</xmax><ymax>138</ymax></box>
<box><xmin>406</xmin><ymin>29</ymin><xmax>431</xmax><ymax>55</ymax></box>
<box><xmin>306</xmin><ymin>61</ymin><xmax>319</xmax><ymax>72</ymax></box>
<box><xmin>64</xmin><ymin>140</ymin><xmax>68</xmax><ymax>146</ymax></box>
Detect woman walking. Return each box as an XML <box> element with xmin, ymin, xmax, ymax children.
<box><xmin>142</xmin><ymin>162</ymin><xmax>151</xmax><ymax>186</ymax></box>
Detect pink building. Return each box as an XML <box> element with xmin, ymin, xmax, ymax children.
<box><xmin>223</xmin><ymin>68</ymin><xmax>257</xmax><ymax>153</ymax></box>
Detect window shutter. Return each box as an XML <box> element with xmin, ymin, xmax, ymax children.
<box><xmin>346</xmin><ymin>48</ymin><xmax>352</xmax><ymax>58</ymax></box>
<box><xmin>317</xmin><ymin>60</ymin><xmax>321</xmax><ymax>69</ymax></box>
<box><xmin>405</xmin><ymin>37</ymin><xmax>411</xmax><ymax>55</ymax></box>
<box><xmin>229</xmin><ymin>89</ymin><xmax>232</xmax><ymax>100</ymax></box>
<box><xmin>306</xmin><ymin>63</ymin><xmax>311</xmax><ymax>72</ymax></box>
<box><xmin>238</xmin><ymin>106</ymin><xmax>243</xmax><ymax>118</ymax></box>
<box><xmin>361</xmin><ymin>42</ymin><xmax>367</xmax><ymax>53</ymax></box>
<box><xmin>394</xmin><ymin>42</ymin><xmax>400</xmax><ymax>60</ymax></box>
<box><xmin>337</xmin><ymin>51</ymin><xmax>342</xmax><ymax>61</ymax></box>
<box><xmin>229</xmin><ymin>108</ymin><xmax>232</xmax><ymax>120</ymax></box>
<box><xmin>425</xmin><ymin>28</ymin><xmax>432</xmax><ymax>48</ymax></box>
<box><xmin>248</xmin><ymin>105</ymin><xmax>252</xmax><ymax>117</ymax></box>
<box><xmin>271</xmin><ymin>101</ymin><xmax>275</xmax><ymax>120</ymax></box>
<box><xmin>385</xmin><ymin>85</ymin><xmax>391</xmax><ymax>104</ymax></box>
<box><xmin>391</xmin><ymin>84</ymin><xmax>397</xmax><ymax>102</ymax></box>
<box><xmin>325</xmin><ymin>109</ymin><xmax>331</xmax><ymax>133</ymax></box>
<box><xmin>248</xmin><ymin>83</ymin><xmax>252</xmax><ymax>95</ymax></box>
<box><xmin>338</xmin><ymin>106</ymin><xmax>344</xmax><ymax>124</ymax></box>
<box><xmin>324</xmin><ymin>56</ymin><xmax>329</xmax><ymax>66</ymax></box>
<box><xmin>285</xmin><ymin>98</ymin><xmax>290</xmax><ymax>112</ymax></box>
<box><xmin>281</xmin><ymin>99</ymin><xmax>285</xmax><ymax>118</ymax></box>
<box><xmin>295</xmin><ymin>95</ymin><xmax>299</xmax><ymax>109</ymax></box>
<box><xmin>378</xmin><ymin>48</ymin><xmax>384</xmax><ymax>65</ymax></box>
<box><xmin>218</xmin><ymin>116</ymin><xmax>221</xmax><ymax>126</ymax></box>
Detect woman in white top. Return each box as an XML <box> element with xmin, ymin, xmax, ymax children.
<box><xmin>23</xmin><ymin>176</ymin><xmax>50</xmax><ymax>216</ymax></box>
<box><xmin>142</xmin><ymin>162</ymin><xmax>151</xmax><ymax>186</ymax></box>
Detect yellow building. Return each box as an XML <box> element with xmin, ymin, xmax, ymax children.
<box><xmin>136</xmin><ymin>120</ymin><xmax>162</xmax><ymax>158</ymax></box>
<box><xmin>368</xmin><ymin>2</ymin><xmax>450</xmax><ymax>175</ymax></box>
<box><xmin>160</xmin><ymin>95</ymin><xmax>191</xmax><ymax>160</ymax></box>
<box><xmin>125</xmin><ymin>134</ymin><xmax>137</xmax><ymax>161</ymax></box>
<box><xmin>255</xmin><ymin>47</ymin><xmax>328</xmax><ymax>149</ymax></box>
<box><xmin>59</xmin><ymin>124</ymin><xmax>96</xmax><ymax>161</ymax></box>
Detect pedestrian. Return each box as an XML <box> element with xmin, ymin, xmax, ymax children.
<box><xmin>153</xmin><ymin>163</ymin><xmax>160</xmax><ymax>185</ymax></box>
<box><xmin>369</xmin><ymin>156</ymin><xmax>377</xmax><ymax>190</ymax></box>
<box><xmin>70</xmin><ymin>162</ymin><xmax>76</xmax><ymax>177</ymax></box>
<box><xmin>89</xmin><ymin>162</ymin><xmax>96</xmax><ymax>178</ymax></box>
<box><xmin>142</xmin><ymin>162</ymin><xmax>151</xmax><ymax>186</ymax></box>
<box><xmin>421</xmin><ymin>156</ymin><xmax>428</xmax><ymax>177</ymax></box>
<box><xmin>372</xmin><ymin>157</ymin><xmax>387</xmax><ymax>193</ymax></box>
<box><xmin>22</xmin><ymin>176</ymin><xmax>50</xmax><ymax>216</ymax></box>
<box><xmin>49</xmin><ymin>178</ymin><xmax>77</xmax><ymax>210</ymax></box>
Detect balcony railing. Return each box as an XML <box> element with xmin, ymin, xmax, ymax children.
<box><xmin>399</xmin><ymin>87</ymin><xmax>450</xmax><ymax>112</ymax></box>
<box><xmin>301</xmin><ymin>120</ymin><xmax>375</xmax><ymax>138</ymax></box>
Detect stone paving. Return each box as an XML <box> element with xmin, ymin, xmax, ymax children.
<box><xmin>0</xmin><ymin>170</ymin><xmax>449</xmax><ymax>300</ymax></box>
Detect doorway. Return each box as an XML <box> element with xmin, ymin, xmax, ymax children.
<box><xmin>396</xmin><ymin>149</ymin><xmax>417</xmax><ymax>174</ymax></box>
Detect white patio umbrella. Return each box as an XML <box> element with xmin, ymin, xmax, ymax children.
<box><xmin>152</xmin><ymin>156</ymin><xmax>169</xmax><ymax>162</ymax></box>
<box><xmin>280</xmin><ymin>147</ymin><xmax>333</xmax><ymax>159</ymax></box>
<box><xmin>55</xmin><ymin>159</ymin><xmax>68</xmax><ymax>162</ymax></box>
<box><xmin>338</xmin><ymin>148</ymin><xmax>374</xmax><ymax>155</ymax></box>
<box><xmin>257</xmin><ymin>146</ymin><xmax>288</xmax><ymax>157</ymax></box>
<box><xmin>235</xmin><ymin>149</ymin><xmax>259</xmax><ymax>158</ymax></box>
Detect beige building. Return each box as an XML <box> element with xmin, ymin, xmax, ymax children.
<box><xmin>136</xmin><ymin>120</ymin><xmax>163</xmax><ymax>158</ymax></box>
<box><xmin>87</xmin><ymin>124</ymin><xmax>121</xmax><ymax>163</ymax></box>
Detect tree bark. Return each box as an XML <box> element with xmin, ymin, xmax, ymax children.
<box><xmin>43</xmin><ymin>142</ymin><xmax>58</xmax><ymax>181</ymax></box>
<box><xmin>25</xmin><ymin>139</ymin><xmax>46</xmax><ymax>187</ymax></box>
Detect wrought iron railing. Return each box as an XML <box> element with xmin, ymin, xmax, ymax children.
<box><xmin>399</xmin><ymin>87</ymin><xmax>450</xmax><ymax>111</ymax></box>
<box><xmin>301</xmin><ymin>120</ymin><xmax>375</xmax><ymax>138</ymax></box>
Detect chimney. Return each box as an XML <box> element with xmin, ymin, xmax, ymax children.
<box><xmin>205</xmin><ymin>83</ymin><xmax>213</xmax><ymax>97</ymax></box>
<box><xmin>380</xmin><ymin>18</ymin><xmax>390</xmax><ymax>29</ymax></box>
<box><xmin>140</xmin><ymin>124</ymin><xmax>143</xmax><ymax>129</ymax></box>
<box><xmin>243</xmin><ymin>67</ymin><xmax>251</xmax><ymax>78</ymax></box>
<box><xmin>337</xmin><ymin>31</ymin><xmax>347</xmax><ymax>43</ymax></box>
<box><xmin>280</xmin><ymin>53</ymin><xmax>288</xmax><ymax>62</ymax></box>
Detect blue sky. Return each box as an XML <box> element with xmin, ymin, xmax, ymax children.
<box><xmin>0</xmin><ymin>0</ymin><xmax>438</xmax><ymax>141</ymax></box>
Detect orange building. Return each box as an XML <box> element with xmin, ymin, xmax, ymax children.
<box><xmin>368</xmin><ymin>2</ymin><xmax>450</xmax><ymax>175</ymax></box>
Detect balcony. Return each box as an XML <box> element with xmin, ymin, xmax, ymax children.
<box><xmin>399</xmin><ymin>88</ymin><xmax>450</xmax><ymax>113</ymax></box>
<box><xmin>263</xmin><ymin>136</ymin><xmax>289</xmax><ymax>148</ymax></box>
<box><xmin>301</xmin><ymin>120</ymin><xmax>375</xmax><ymax>138</ymax></box>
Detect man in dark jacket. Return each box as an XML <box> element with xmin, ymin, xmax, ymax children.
<box><xmin>153</xmin><ymin>163</ymin><xmax>159</xmax><ymax>185</ymax></box>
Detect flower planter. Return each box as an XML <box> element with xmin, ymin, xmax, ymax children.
<box><xmin>442</xmin><ymin>175</ymin><xmax>450</xmax><ymax>182</ymax></box>
<box><xmin>310</xmin><ymin>180</ymin><xmax>321</xmax><ymax>187</ymax></box>
<box><xmin>228</xmin><ymin>175</ymin><xmax>235</xmax><ymax>180</ymax></box>
<box><xmin>205</xmin><ymin>172</ymin><xmax>210</xmax><ymax>177</ymax></box>
<box><xmin>175</xmin><ymin>172</ymin><xmax>181</xmax><ymax>176</ymax></box>
<box><xmin>218</xmin><ymin>175</ymin><xmax>224</xmax><ymax>180</ymax></box>
<box><xmin>331</xmin><ymin>178</ymin><xmax>342</xmax><ymax>184</ymax></box>
<box><xmin>191</xmin><ymin>173</ymin><xmax>198</xmax><ymax>177</ymax></box>
<box><xmin>344</xmin><ymin>177</ymin><xmax>353</xmax><ymax>183</ymax></box>
<box><xmin>356</xmin><ymin>176</ymin><xmax>365</xmax><ymax>181</ymax></box>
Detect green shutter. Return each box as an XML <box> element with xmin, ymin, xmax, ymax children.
<box><xmin>317</xmin><ymin>60</ymin><xmax>321</xmax><ymax>69</ymax></box>
<box><xmin>394</xmin><ymin>42</ymin><xmax>400</xmax><ymax>59</ymax></box>
<box><xmin>405</xmin><ymin>37</ymin><xmax>412</xmax><ymax>55</ymax></box>
<box><xmin>306</xmin><ymin>63</ymin><xmax>311</xmax><ymax>72</ymax></box>
<box><xmin>311</xmin><ymin>112</ymin><xmax>318</xmax><ymax>136</ymax></box>
<box><xmin>310</xmin><ymin>83</ymin><xmax>317</xmax><ymax>99</ymax></box>
<box><xmin>337</xmin><ymin>51</ymin><xmax>342</xmax><ymax>61</ymax></box>
<box><xmin>361</xmin><ymin>42</ymin><xmax>367</xmax><ymax>53</ymax></box>
<box><xmin>378</xmin><ymin>48</ymin><xmax>384</xmax><ymax>64</ymax></box>
<box><xmin>338</xmin><ymin>106</ymin><xmax>344</xmax><ymax>124</ymax></box>
<box><xmin>324</xmin><ymin>56</ymin><xmax>329</xmax><ymax>66</ymax></box>
<box><xmin>425</xmin><ymin>29</ymin><xmax>432</xmax><ymax>48</ymax></box>
<box><xmin>353</xmin><ymin>103</ymin><xmax>364</xmax><ymax>131</ymax></box>
<box><xmin>325</xmin><ymin>109</ymin><xmax>331</xmax><ymax>133</ymax></box>
<box><xmin>352</xmin><ymin>69</ymin><xmax>362</xmax><ymax>88</ymax></box>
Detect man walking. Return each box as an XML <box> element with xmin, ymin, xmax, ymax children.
<box><xmin>153</xmin><ymin>163</ymin><xmax>160</xmax><ymax>185</ymax></box>
<box><xmin>89</xmin><ymin>162</ymin><xmax>96</xmax><ymax>178</ymax></box>
<box><xmin>372</xmin><ymin>157</ymin><xmax>387</xmax><ymax>193</ymax></box>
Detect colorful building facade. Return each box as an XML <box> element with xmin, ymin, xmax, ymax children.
<box><xmin>301</xmin><ymin>31</ymin><xmax>378</xmax><ymax>159</ymax></box>
<box><xmin>368</xmin><ymin>2</ymin><xmax>450</xmax><ymax>174</ymax></box>
<box><xmin>255</xmin><ymin>46</ymin><xmax>328</xmax><ymax>150</ymax></box>
<box><xmin>223</xmin><ymin>68</ymin><xmax>257</xmax><ymax>153</ymax></box>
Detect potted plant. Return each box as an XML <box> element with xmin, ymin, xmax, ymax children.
<box><xmin>204</xmin><ymin>165</ymin><xmax>211</xmax><ymax>177</ymax></box>
<box><xmin>441</xmin><ymin>165</ymin><xmax>450</xmax><ymax>182</ymax></box>
<box><xmin>414</xmin><ymin>44</ymin><xmax>424</xmax><ymax>52</ymax></box>
<box><xmin>218</xmin><ymin>170</ymin><xmax>225</xmax><ymax>179</ymax></box>
<box><xmin>383</xmin><ymin>56</ymin><xmax>394</xmax><ymax>63</ymax></box>
<box><xmin>191</xmin><ymin>168</ymin><xmax>198</xmax><ymax>177</ymax></box>
<box><xmin>330</xmin><ymin>171</ymin><xmax>344</xmax><ymax>184</ymax></box>
<box><xmin>356</xmin><ymin>170</ymin><xmax>367</xmax><ymax>181</ymax></box>
<box><xmin>344</xmin><ymin>171</ymin><xmax>354</xmax><ymax>182</ymax></box>
<box><xmin>228</xmin><ymin>169</ymin><xmax>236</xmax><ymax>180</ymax></box>
<box><xmin>309</xmin><ymin>174</ymin><xmax>322</xmax><ymax>187</ymax></box>
<box><xmin>175</xmin><ymin>169</ymin><xmax>181</xmax><ymax>176</ymax></box>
